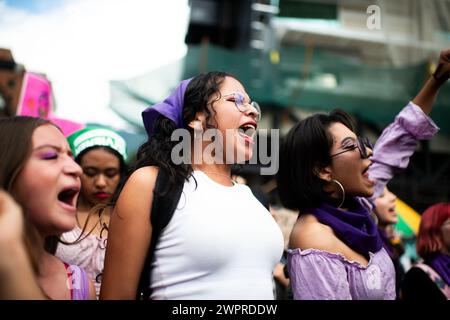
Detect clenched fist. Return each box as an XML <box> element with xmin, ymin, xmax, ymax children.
<box><xmin>433</xmin><ymin>49</ymin><xmax>450</xmax><ymax>86</ymax></box>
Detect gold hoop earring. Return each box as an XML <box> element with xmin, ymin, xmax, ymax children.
<box><xmin>331</xmin><ymin>179</ymin><xmax>345</xmax><ymax>208</ymax></box>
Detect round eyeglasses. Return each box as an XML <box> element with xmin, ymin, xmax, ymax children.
<box><xmin>220</xmin><ymin>91</ymin><xmax>261</xmax><ymax>122</ymax></box>
<box><xmin>330</xmin><ymin>136</ymin><xmax>373</xmax><ymax>159</ymax></box>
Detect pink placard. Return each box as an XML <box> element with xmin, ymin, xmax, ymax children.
<box><xmin>49</xmin><ymin>116</ymin><xmax>85</xmax><ymax>137</ymax></box>
<box><xmin>16</xmin><ymin>72</ymin><xmax>53</xmax><ymax>118</ymax></box>
<box><xmin>15</xmin><ymin>72</ymin><xmax>85</xmax><ymax>136</ymax></box>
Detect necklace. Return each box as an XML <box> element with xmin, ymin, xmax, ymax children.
<box><xmin>76</xmin><ymin>206</ymin><xmax>108</xmax><ymax>236</ymax></box>
<box><xmin>200</xmin><ymin>171</ymin><xmax>236</xmax><ymax>184</ymax></box>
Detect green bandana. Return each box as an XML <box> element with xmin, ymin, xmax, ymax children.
<box><xmin>67</xmin><ymin>127</ymin><xmax>128</xmax><ymax>162</ymax></box>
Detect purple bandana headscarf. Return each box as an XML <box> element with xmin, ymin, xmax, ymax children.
<box><xmin>142</xmin><ymin>78</ymin><xmax>192</xmax><ymax>137</ymax></box>
<box><xmin>307</xmin><ymin>198</ymin><xmax>383</xmax><ymax>256</ymax></box>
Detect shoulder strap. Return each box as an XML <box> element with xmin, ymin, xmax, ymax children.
<box><xmin>136</xmin><ymin>169</ymin><xmax>184</xmax><ymax>300</ymax></box>
<box><xmin>415</xmin><ymin>263</ymin><xmax>450</xmax><ymax>299</ymax></box>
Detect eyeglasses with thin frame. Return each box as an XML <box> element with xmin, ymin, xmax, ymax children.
<box><xmin>215</xmin><ymin>91</ymin><xmax>261</xmax><ymax>122</ymax></box>
<box><xmin>330</xmin><ymin>136</ymin><xmax>373</xmax><ymax>159</ymax></box>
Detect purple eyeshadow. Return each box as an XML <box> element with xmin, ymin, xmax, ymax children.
<box><xmin>40</xmin><ymin>151</ymin><xmax>57</xmax><ymax>159</ymax></box>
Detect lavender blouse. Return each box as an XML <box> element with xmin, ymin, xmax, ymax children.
<box><xmin>65</xmin><ymin>264</ymin><xmax>90</xmax><ymax>300</ymax></box>
<box><xmin>288</xmin><ymin>102</ymin><xmax>439</xmax><ymax>300</ymax></box>
<box><xmin>288</xmin><ymin>248</ymin><xmax>396</xmax><ymax>299</ymax></box>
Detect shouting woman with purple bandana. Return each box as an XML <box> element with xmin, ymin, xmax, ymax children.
<box><xmin>276</xmin><ymin>49</ymin><xmax>449</xmax><ymax>299</ymax></box>
<box><xmin>100</xmin><ymin>72</ymin><xmax>284</xmax><ymax>299</ymax></box>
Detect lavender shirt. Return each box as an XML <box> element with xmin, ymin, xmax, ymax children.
<box><xmin>368</xmin><ymin>102</ymin><xmax>439</xmax><ymax>201</ymax></box>
<box><xmin>288</xmin><ymin>248</ymin><xmax>396</xmax><ymax>299</ymax></box>
<box><xmin>288</xmin><ymin>102</ymin><xmax>439</xmax><ymax>300</ymax></box>
<box><xmin>66</xmin><ymin>264</ymin><xmax>90</xmax><ymax>300</ymax></box>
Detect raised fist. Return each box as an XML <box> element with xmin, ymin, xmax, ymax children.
<box><xmin>433</xmin><ymin>49</ymin><xmax>450</xmax><ymax>85</ymax></box>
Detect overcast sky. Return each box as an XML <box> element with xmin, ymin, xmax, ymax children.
<box><xmin>0</xmin><ymin>0</ymin><xmax>190</xmax><ymax>131</ymax></box>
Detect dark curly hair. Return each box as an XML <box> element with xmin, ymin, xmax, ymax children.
<box><xmin>111</xmin><ymin>71</ymin><xmax>234</xmax><ymax>202</ymax></box>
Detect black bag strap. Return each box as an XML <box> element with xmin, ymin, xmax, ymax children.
<box><xmin>136</xmin><ymin>169</ymin><xmax>184</xmax><ymax>299</ymax></box>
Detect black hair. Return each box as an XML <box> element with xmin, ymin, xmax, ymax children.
<box><xmin>111</xmin><ymin>71</ymin><xmax>234</xmax><ymax>203</ymax></box>
<box><xmin>277</xmin><ymin>109</ymin><xmax>356</xmax><ymax>211</ymax></box>
<box><xmin>66</xmin><ymin>146</ymin><xmax>129</xmax><ymax>245</ymax></box>
<box><xmin>76</xmin><ymin>146</ymin><xmax>128</xmax><ymax>179</ymax></box>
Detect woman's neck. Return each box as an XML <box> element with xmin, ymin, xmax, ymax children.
<box><xmin>76</xmin><ymin>204</ymin><xmax>111</xmax><ymax>237</ymax></box>
<box><xmin>34</xmin><ymin>231</ymin><xmax>54</xmax><ymax>276</ymax></box>
<box><xmin>38</xmin><ymin>250</ymin><xmax>57</xmax><ymax>277</ymax></box>
<box><xmin>77</xmin><ymin>196</ymin><xmax>94</xmax><ymax>212</ymax></box>
<box><xmin>36</xmin><ymin>248</ymin><xmax>71</xmax><ymax>300</ymax></box>
<box><xmin>193</xmin><ymin>164</ymin><xmax>233</xmax><ymax>186</ymax></box>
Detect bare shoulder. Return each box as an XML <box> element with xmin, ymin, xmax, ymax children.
<box><xmin>101</xmin><ymin>167</ymin><xmax>159</xmax><ymax>299</ymax></box>
<box><xmin>118</xmin><ymin>166</ymin><xmax>159</xmax><ymax>202</ymax></box>
<box><xmin>113</xmin><ymin>166</ymin><xmax>159</xmax><ymax>220</ymax></box>
<box><xmin>289</xmin><ymin>213</ymin><xmax>370</xmax><ymax>265</ymax></box>
<box><xmin>289</xmin><ymin>214</ymin><xmax>338</xmax><ymax>251</ymax></box>
<box><xmin>126</xmin><ymin>166</ymin><xmax>159</xmax><ymax>189</ymax></box>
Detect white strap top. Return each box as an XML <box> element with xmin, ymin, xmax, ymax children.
<box><xmin>150</xmin><ymin>171</ymin><xmax>284</xmax><ymax>300</ymax></box>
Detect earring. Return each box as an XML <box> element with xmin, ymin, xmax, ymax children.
<box><xmin>331</xmin><ymin>179</ymin><xmax>345</xmax><ymax>208</ymax></box>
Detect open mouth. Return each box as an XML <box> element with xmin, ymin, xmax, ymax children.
<box><xmin>362</xmin><ymin>163</ymin><xmax>371</xmax><ymax>175</ymax></box>
<box><xmin>238</xmin><ymin>121</ymin><xmax>257</xmax><ymax>143</ymax></box>
<box><xmin>388</xmin><ymin>207</ymin><xmax>397</xmax><ymax>214</ymax></box>
<box><xmin>361</xmin><ymin>163</ymin><xmax>375</xmax><ymax>186</ymax></box>
<box><xmin>57</xmin><ymin>187</ymin><xmax>79</xmax><ymax>211</ymax></box>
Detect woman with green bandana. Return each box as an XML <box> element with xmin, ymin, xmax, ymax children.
<box><xmin>56</xmin><ymin>126</ymin><xmax>128</xmax><ymax>299</ymax></box>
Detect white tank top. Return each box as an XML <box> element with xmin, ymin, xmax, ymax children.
<box><xmin>150</xmin><ymin>171</ymin><xmax>284</xmax><ymax>300</ymax></box>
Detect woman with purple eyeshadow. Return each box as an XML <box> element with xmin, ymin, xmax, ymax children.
<box><xmin>0</xmin><ymin>116</ymin><xmax>96</xmax><ymax>300</ymax></box>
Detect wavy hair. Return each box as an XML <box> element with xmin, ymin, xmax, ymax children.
<box><xmin>111</xmin><ymin>71</ymin><xmax>234</xmax><ymax>203</ymax></box>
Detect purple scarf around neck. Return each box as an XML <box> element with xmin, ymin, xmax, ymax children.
<box><xmin>307</xmin><ymin>198</ymin><xmax>383</xmax><ymax>257</ymax></box>
<box><xmin>378</xmin><ymin>227</ymin><xmax>395</xmax><ymax>260</ymax></box>
<box><xmin>427</xmin><ymin>253</ymin><xmax>450</xmax><ymax>286</ymax></box>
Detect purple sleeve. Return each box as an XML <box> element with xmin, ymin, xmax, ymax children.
<box><xmin>368</xmin><ymin>102</ymin><xmax>439</xmax><ymax>200</ymax></box>
<box><xmin>287</xmin><ymin>250</ymin><xmax>352</xmax><ymax>300</ymax></box>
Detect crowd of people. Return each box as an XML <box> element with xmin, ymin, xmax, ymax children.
<box><xmin>0</xmin><ymin>50</ymin><xmax>449</xmax><ymax>300</ymax></box>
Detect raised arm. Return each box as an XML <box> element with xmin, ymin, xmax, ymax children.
<box><xmin>368</xmin><ymin>49</ymin><xmax>449</xmax><ymax>199</ymax></box>
<box><xmin>412</xmin><ymin>49</ymin><xmax>450</xmax><ymax>115</ymax></box>
<box><xmin>100</xmin><ymin>166</ymin><xmax>158</xmax><ymax>300</ymax></box>
<box><xmin>412</xmin><ymin>77</ymin><xmax>441</xmax><ymax>115</ymax></box>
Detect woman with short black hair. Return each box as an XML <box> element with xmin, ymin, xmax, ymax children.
<box><xmin>277</xmin><ymin>49</ymin><xmax>449</xmax><ymax>300</ymax></box>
